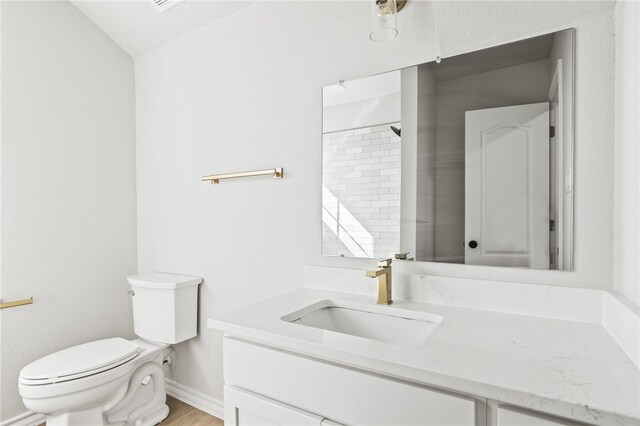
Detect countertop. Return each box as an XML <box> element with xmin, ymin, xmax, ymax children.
<box><xmin>208</xmin><ymin>288</ymin><xmax>640</xmax><ymax>426</ymax></box>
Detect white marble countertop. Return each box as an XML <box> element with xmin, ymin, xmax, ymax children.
<box><xmin>208</xmin><ymin>288</ymin><xmax>640</xmax><ymax>426</ymax></box>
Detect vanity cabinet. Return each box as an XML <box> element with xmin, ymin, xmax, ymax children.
<box><xmin>223</xmin><ymin>337</ymin><xmax>481</xmax><ymax>426</ymax></box>
<box><xmin>222</xmin><ymin>336</ymin><xmax>595</xmax><ymax>426</ymax></box>
<box><xmin>492</xmin><ymin>404</ymin><xmax>584</xmax><ymax>426</ymax></box>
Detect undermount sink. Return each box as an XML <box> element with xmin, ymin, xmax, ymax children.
<box><xmin>282</xmin><ymin>300</ymin><xmax>443</xmax><ymax>347</ymax></box>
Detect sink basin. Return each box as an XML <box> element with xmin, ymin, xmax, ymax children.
<box><xmin>282</xmin><ymin>300</ymin><xmax>442</xmax><ymax>347</ymax></box>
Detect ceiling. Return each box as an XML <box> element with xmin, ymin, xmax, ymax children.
<box><xmin>71</xmin><ymin>0</ymin><xmax>255</xmax><ymax>57</ymax></box>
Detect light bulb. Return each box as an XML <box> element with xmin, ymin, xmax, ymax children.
<box><xmin>370</xmin><ymin>0</ymin><xmax>398</xmax><ymax>42</ymax></box>
<box><xmin>377</xmin><ymin>0</ymin><xmax>393</xmax><ymax>17</ymax></box>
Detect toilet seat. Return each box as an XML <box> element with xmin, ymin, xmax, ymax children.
<box><xmin>20</xmin><ymin>338</ymin><xmax>140</xmax><ymax>386</ymax></box>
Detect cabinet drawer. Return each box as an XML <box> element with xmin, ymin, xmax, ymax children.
<box><xmin>225</xmin><ymin>386</ymin><xmax>324</xmax><ymax>426</ymax></box>
<box><xmin>496</xmin><ymin>405</ymin><xmax>584</xmax><ymax>426</ymax></box>
<box><xmin>224</xmin><ymin>337</ymin><xmax>479</xmax><ymax>426</ymax></box>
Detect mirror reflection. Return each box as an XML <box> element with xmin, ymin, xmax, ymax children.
<box><xmin>322</xmin><ymin>29</ymin><xmax>574</xmax><ymax>271</ymax></box>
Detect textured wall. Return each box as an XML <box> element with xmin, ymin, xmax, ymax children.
<box><xmin>0</xmin><ymin>1</ymin><xmax>136</xmax><ymax>420</ymax></box>
<box><xmin>135</xmin><ymin>0</ymin><xmax>616</xmax><ymax>403</ymax></box>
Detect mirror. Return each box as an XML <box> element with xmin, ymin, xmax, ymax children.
<box><xmin>322</xmin><ymin>29</ymin><xmax>574</xmax><ymax>271</ymax></box>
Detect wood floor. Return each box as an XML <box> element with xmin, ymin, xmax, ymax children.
<box><xmin>160</xmin><ymin>396</ymin><xmax>223</xmax><ymax>425</ymax></box>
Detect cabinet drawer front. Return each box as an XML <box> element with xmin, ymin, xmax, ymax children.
<box><xmin>224</xmin><ymin>337</ymin><xmax>477</xmax><ymax>426</ymax></box>
<box><xmin>225</xmin><ymin>386</ymin><xmax>323</xmax><ymax>426</ymax></box>
<box><xmin>497</xmin><ymin>405</ymin><xmax>584</xmax><ymax>426</ymax></box>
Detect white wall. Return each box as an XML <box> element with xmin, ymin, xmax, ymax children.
<box><xmin>135</xmin><ymin>0</ymin><xmax>616</xmax><ymax>403</ymax></box>
<box><xmin>0</xmin><ymin>1</ymin><xmax>137</xmax><ymax>420</ymax></box>
<box><xmin>136</xmin><ymin>0</ymin><xmax>439</xmax><ymax>404</ymax></box>
<box><xmin>613</xmin><ymin>0</ymin><xmax>640</xmax><ymax>308</ymax></box>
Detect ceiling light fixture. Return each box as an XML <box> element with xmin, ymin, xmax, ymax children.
<box><xmin>370</xmin><ymin>0</ymin><xmax>407</xmax><ymax>42</ymax></box>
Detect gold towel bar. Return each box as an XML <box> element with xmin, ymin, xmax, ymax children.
<box><xmin>0</xmin><ymin>297</ymin><xmax>33</xmax><ymax>310</ymax></box>
<box><xmin>202</xmin><ymin>168</ymin><xmax>284</xmax><ymax>184</ymax></box>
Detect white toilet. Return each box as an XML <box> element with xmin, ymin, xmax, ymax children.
<box><xmin>19</xmin><ymin>273</ymin><xmax>202</xmax><ymax>426</ymax></box>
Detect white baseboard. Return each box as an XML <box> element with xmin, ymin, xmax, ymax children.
<box><xmin>0</xmin><ymin>411</ymin><xmax>46</xmax><ymax>426</ymax></box>
<box><xmin>165</xmin><ymin>378</ymin><xmax>224</xmax><ymax>420</ymax></box>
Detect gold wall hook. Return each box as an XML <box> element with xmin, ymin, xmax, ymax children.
<box><xmin>0</xmin><ymin>297</ymin><xmax>33</xmax><ymax>309</ymax></box>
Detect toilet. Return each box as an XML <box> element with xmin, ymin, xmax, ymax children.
<box><xmin>18</xmin><ymin>273</ymin><xmax>202</xmax><ymax>426</ymax></box>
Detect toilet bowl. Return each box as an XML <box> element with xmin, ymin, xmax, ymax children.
<box><xmin>19</xmin><ymin>273</ymin><xmax>202</xmax><ymax>426</ymax></box>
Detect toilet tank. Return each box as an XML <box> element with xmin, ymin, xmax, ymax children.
<box><xmin>127</xmin><ymin>273</ymin><xmax>202</xmax><ymax>344</ymax></box>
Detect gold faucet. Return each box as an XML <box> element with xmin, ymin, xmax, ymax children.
<box><xmin>366</xmin><ymin>259</ymin><xmax>393</xmax><ymax>305</ymax></box>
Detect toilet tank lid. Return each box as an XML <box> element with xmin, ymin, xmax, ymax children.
<box><xmin>127</xmin><ymin>272</ymin><xmax>203</xmax><ymax>289</ymax></box>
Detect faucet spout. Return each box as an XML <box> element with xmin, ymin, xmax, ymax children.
<box><xmin>365</xmin><ymin>258</ymin><xmax>393</xmax><ymax>305</ymax></box>
<box><xmin>365</xmin><ymin>269</ymin><xmax>386</xmax><ymax>278</ymax></box>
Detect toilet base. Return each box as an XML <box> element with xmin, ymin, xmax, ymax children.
<box><xmin>47</xmin><ymin>407</ymin><xmax>103</xmax><ymax>426</ymax></box>
<box><xmin>104</xmin><ymin>360</ymin><xmax>169</xmax><ymax>426</ymax></box>
<box><xmin>140</xmin><ymin>403</ymin><xmax>170</xmax><ymax>426</ymax></box>
<box><xmin>45</xmin><ymin>403</ymin><xmax>169</xmax><ymax>426</ymax></box>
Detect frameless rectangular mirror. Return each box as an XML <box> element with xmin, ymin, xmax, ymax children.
<box><xmin>322</xmin><ymin>29</ymin><xmax>574</xmax><ymax>271</ymax></box>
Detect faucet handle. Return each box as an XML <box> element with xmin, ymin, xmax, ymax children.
<box><xmin>377</xmin><ymin>258</ymin><xmax>392</xmax><ymax>268</ymax></box>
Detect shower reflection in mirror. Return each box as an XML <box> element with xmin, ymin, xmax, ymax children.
<box><xmin>322</xmin><ymin>29</ymin><xmax>574</xmax><ymax>271</ymax></box>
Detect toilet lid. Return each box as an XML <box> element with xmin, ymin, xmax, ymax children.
<box><xmin>20</xmin><ymin>338</ymin><xmax>140</xmax><ymax>384</ymax></box>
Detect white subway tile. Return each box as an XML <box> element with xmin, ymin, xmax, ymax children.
<box><xmin>372</xmin><ymin>150</ymin><xmax>390</xmax><ymax>158</ymax></box>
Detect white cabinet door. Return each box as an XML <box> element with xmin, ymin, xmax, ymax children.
<box><xmin>495</xmin><ymin>405</ymin><xmax>583</xmax><ymax>426</ymax></box>
<box><xmin>224</xmin><ymin>386</ymin><xmax>323</xmax><ymax>426</ymax></box>
<box><xmin>465</xmin><ymin>102</ymin><xmax>550</xmax><ymax>269</ymax></box>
